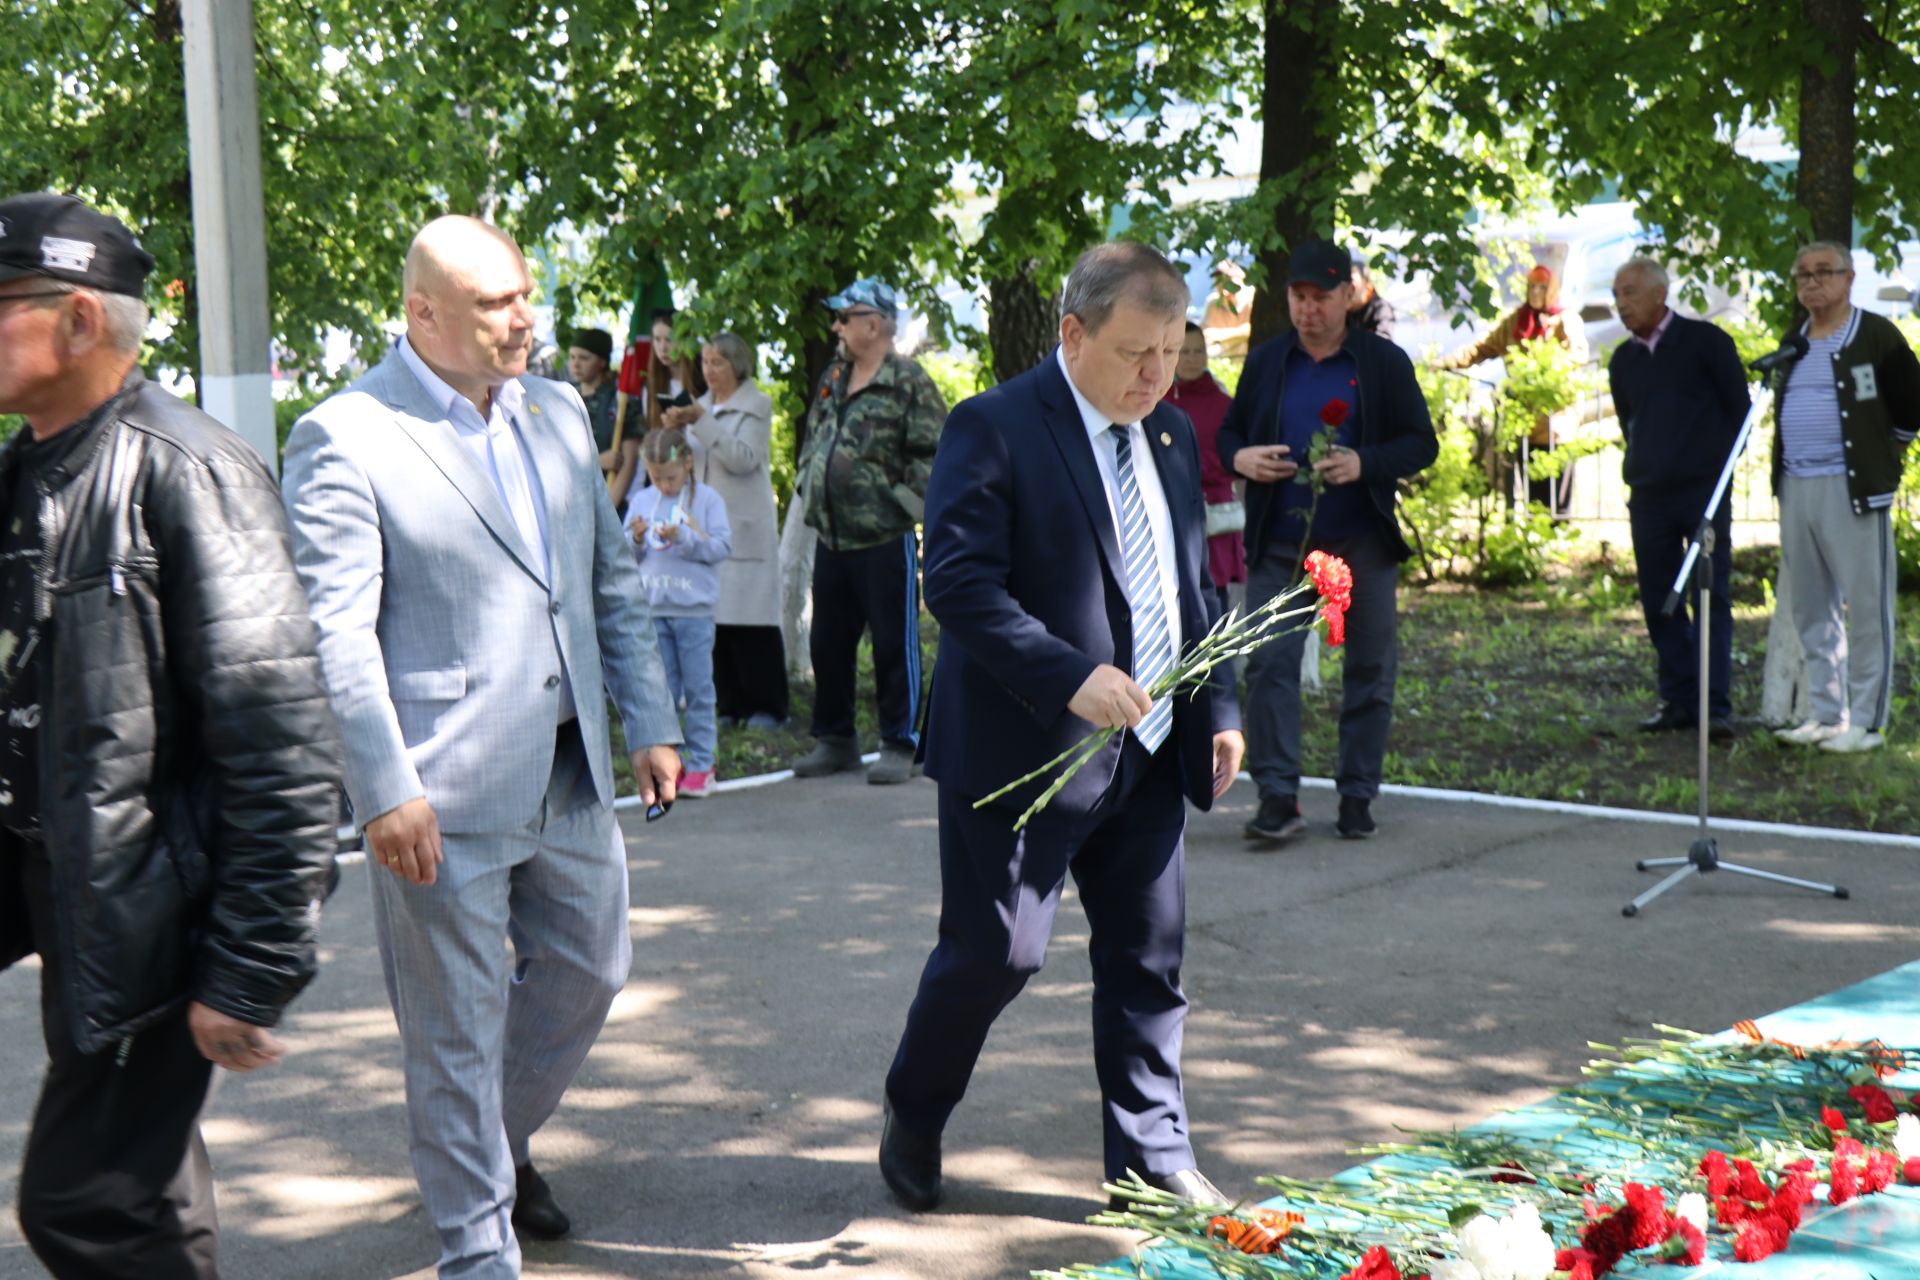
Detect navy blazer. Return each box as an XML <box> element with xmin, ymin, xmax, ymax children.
<box><xmin>919</xmin><ymin>352</ymin><xmax>1241</xmax><ymax>817</ymax></box>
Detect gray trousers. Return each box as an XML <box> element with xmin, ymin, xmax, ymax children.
<box><xmin>1780</xmin><ymin>474</ymin><xmax>1897</xmax><ymax>731</ymax></box>
<box><xmin>1244</xmin><ymin>532</ymin><xmax>1400</xmax><ymax>800</ymax></box>
<box><xmin>371</xmin><ymin>725</ymin><xmax>631</xmax><ymax>1279</ymax></box>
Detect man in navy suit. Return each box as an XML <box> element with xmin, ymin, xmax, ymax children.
<box><xmin>879</xmin><ymin>242</ymin><xmax>1244</xmax><ymax>1212</ymax></box>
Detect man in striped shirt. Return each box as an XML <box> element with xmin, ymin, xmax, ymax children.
<box><xmin>1769</xmin><ymin>241</ymin><xmax>1920</xmax><ymax>754</ymax></box>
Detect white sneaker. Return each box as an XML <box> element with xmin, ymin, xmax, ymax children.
<box><xmin>1774</xmin><ymin>720</ymin><xmax>1844</xmax><ymax>745</ymax></box>
<box><xmin>1818</xmin><ymin>726</ymin><xmax>1885</xmax><ymax>754</ymax></box>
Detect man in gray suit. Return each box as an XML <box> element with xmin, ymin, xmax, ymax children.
<box><xmin>283</xmin><ymin>216</ymin><xmax>682</xmax><ymax>1279</ymax></box>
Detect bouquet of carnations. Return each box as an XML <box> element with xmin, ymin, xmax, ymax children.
<box><xmin>975</xmin><ymin>550</ymin><xmax>1353</xmax><ymax>830</ymax></box>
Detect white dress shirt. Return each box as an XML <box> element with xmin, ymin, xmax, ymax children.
<box><xmin>1056</xmin><ymin>349</ymin><xmax>1184</xmax><ymax>660</ymax></box>
<box><xmin>397</xmin><ymin>336</ymin><xmax>576</xmax><ymax>724</ymax></box>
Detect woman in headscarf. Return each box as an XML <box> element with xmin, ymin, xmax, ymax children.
<box><xmin>1437</xmin><ymin>264</ymin><xmax>1589</xmax><ymax>508</ymax></box>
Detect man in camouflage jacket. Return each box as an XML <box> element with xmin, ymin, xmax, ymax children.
<box><xmin>791</xmin><ymin>278</ymin><xmax>947</xmax><ymax>784</ymax></box>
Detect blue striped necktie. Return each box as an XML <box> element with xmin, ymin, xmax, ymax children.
<box><xmin>1109</xmin><ymin>425</ymin><xmax>1175</xmax><ymax>752</ymax></box>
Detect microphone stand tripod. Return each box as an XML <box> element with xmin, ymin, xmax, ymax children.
<box><xmin>1622</xmin><ymin>391</ymin><xmax>1848</xmax><ymax>917</ymax></box>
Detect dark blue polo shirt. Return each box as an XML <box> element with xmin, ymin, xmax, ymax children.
<box><xmin>1269</xmin><ymin>344</ymin><xmax>1368</xmax><ymax>547</ymax></box>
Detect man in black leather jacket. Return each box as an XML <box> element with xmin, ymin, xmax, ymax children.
<box><xmin>0</xmin><ymin>194</ymin><xmax>342</xmax><ymax>1278</ymax></box>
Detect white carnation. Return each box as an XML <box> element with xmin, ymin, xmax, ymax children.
<box><xmin>1896</xmin><ymin>1113</ymin><xmax>1920</xmax><ymax>1162</ymax></box>
<box><xmin>1445</xmin><ymin>1205</ymin><xmax>1557</xmax><ymax>1280</ymax></box>
<box><xmin>1675</xmin><ymin>1191</ymin><xmax>1709</xmax><ymax>1232</ymax></box>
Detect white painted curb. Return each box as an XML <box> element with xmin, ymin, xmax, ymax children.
<box><xmin>337</xmin><ymin>756</ymin><xmax>1918</xmax><ymax>865</ymax></box>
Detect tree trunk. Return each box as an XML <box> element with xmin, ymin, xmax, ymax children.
<box><xmin>1249</xmin><ymin>0</ymin><xmax>1337</xmax><ymax>349</ymax></box>
<box><xmin>1797</xmin><ymin>0</ymin><xmax>1860</xmax><ymax>246</ymax></box>
<box><xmin>988</xmin><ymin>265</ymin><xmax>1058</xmax><ymax>384</ymax></box>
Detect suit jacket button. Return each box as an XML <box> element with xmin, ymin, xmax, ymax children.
<box><xmin>545</xmin><ymin>675</ymin><xmax>561</xmax><ymax>689</ymax></box>
<box><xmin>549</xmin><ymin>601</ymin><xmax>561</xmax><ymax>616</ymax></box>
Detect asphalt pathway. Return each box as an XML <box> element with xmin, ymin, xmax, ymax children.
<box><xmin>1</xmin><ymin>775</ymin><xmax>1914</xmax><ymax>1279</ymax></box>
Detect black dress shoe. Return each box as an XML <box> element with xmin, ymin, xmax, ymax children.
<box><xmin>1244</xmin><ymin>794</ymin><xmax>1306</xmax><ymax>841</ymax></box>
<box><xmin>1638</xmin><ymin>704</ymin><xmax>1695</xmax><ymax>733</ymax></box>
<box><xmin>1109</xmin><ymin>1167</ymin><xmax>1230</xmax><ymax>1212</ymax></box>
<box><xmin>1708</xmin><ymin>717</ymin><xmax>1735</xmax><ymax>741</ymax></box>
<box><xmin>879</xmin><ymin>1098</ymin><xmax>942</xmax><ymax>1211</ymax></box>
<box><xmin>1335</xmin><ymin>796</ymin><xmax>1376</xmax><ymax>839</ymax></box>
<box><xmin>512</xmin><ymin>1162</ymin><xmax>570</xmax><ymax>1240</ymax></box>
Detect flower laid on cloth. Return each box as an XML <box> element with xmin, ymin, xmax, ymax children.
<box><xmin>974</xmin><ymin>554</ymin><xmax>1353</xmax><ymax>830</ymax></box>
<box><xmin>1431</xmin><ymin>1203</ymin><xmax>1556</xmax><ymax>1280</ymax></box>
<box><xmin>1045</xmin><ymin>1025</ymin><xmax>1920</xmax><ymax>1280</ymax></box>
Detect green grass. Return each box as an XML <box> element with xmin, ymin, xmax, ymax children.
<box><xmin>614</xmin><ymin>549</ymin><xmax>1920</xmax><ymax>834</ymax></box>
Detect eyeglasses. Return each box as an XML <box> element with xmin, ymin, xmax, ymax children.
<box><xmin>1791</xmin><ymin>267</ymin><xmax>1851</xmax><ymax>284</ymax></box>
<box><xmin>833</xmin><ymin>308</ymin><xmax>880</xmax><ymax>324</ymax></box>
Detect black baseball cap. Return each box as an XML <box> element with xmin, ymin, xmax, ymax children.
<box><xmin>1286</xmin><ymin>238</ymin><xmax>1351</xmax><ymax>290</ymax></box>
<box><xmin>0</xmin><ymin>193</ymin><xmax>155</xmax><ymax>298</ymax></box>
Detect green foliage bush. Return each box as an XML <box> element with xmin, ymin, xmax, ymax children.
<box><xmin>1398</xmin><ymin>348</ymin><xmax>1584</xmax><ymax>584</ymax></box>
<box><xmin>1890</xmin><ymin>315</ymin><xmax>1920</xmax><ymax>588</ymax></box>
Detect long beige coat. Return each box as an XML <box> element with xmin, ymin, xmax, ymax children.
<box><xmin>689</xmin><ymin>380</ymin><xmax>780</xmax><ymax>627</ymax></box>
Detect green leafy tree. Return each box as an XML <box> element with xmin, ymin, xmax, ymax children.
<box><xmin>2</xmin><ymin>0</ymin><xmax>573</xmax><ymax>390</ymax></box>
<box><xmin>1526</xmin><ymin>0</ymin><xmax>1920</xmax><ymax>322</ymax></box>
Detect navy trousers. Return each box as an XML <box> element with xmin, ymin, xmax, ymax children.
<box><xmin>1629</xmin><ymin>487</ymin><xmax>1732</xmax><ymax>721</ymax></box>
<box><xmin>885</xmin><ymin>736</ymin><xmax>1193</xmax><ymax>1181</ymax></box>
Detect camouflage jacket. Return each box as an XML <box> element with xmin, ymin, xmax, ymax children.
<box><xmin>797</xmin><ymin>351</ymin><xmax>948</xmax><ymax>550</ymax></box>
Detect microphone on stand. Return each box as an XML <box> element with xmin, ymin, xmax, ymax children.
<box><xmin>1750</xmin><ymin>332</ymin><xmax>1811</xmax><ymax>374</ymax></box>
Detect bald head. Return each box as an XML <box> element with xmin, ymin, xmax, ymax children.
<box><xmin>402</xmin><ymin>216</ymin><xmax>535</xmax><ymax>402</ymax></box>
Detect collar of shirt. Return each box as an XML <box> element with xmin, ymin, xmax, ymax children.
<box><xmin>398</xmin><ymin>335</ymin><xmax>526</xmax><ymax>436</ymax></box>
<box><xmin>1798</xmin><ymin>306</ymin><xmax>1860</xmax><ymax>347</ymax></box>
<box><xmin>1631</xmin><ymin>307</ymin><xmax>1676</xmax><ymax>353</ymax></box>
<box><xmin>1056</xmin><ymin>346</ymin><xmax>1123</xmax><ymax>442</ymax></box>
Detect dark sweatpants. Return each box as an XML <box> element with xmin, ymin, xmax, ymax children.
<box><xmin>15</xmin><ymin>846</ymin><xmax>219</xmax><ymax>1280</ymax></box>
<box><xmin>808</xmin><ymin>533</ymin><xmax>923</xmax><ymax>748</ymax></box>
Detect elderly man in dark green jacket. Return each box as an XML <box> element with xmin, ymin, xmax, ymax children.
<box><xmin>791</xmin><ymin>278</ymin><xmax>947</xmax><ymax>785</ymax></box>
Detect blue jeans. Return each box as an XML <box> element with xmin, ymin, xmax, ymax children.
<box><xmin>655</xmin><ymin>615</ymin><xmax>718</xmax><ymax>772</ymax></box>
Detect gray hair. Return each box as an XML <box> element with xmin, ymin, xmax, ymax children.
<box><xmin>1061</xmin><ymin>241</ymin><xmax>1189</xmax><ymax>335</ymax></box>
<box><xmin>705</xmin><ymin>331</ymin><xmax>756</xmax><ymax>380</ymax></box>
<box><xmin>1794</xmin><ymin>239</ymin><xmax>1853</xmax><ymax>270</ymax></box>
<box><xmin>1616</xmin><ymin>256</ymin><xmax>1670</xmax><ymax>291</ymax></box>
<box><xmin>32</xmin><ymin>279</ymin><xmax>148</xmax><ymax>353</ymax></box>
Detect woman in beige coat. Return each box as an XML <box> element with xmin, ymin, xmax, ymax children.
<box><xmin>666</xmin><ymin>332</ymin><xmax>790</xmax><ymax>725</ymax></box>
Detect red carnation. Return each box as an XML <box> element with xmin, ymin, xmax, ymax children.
<box><xmin>1623</xmin><ymin>1183</ymin><xmax>1672</xmax><ymax>1250</ymax></box>
<box><xmin>1866</xmin><ymin>1149</ymin><xmax>1898</xmax><ymax>1192</ymax></box>
<box><xmin>1903</xmin><ymin>1157</ymin><xmax>1920</xmax><ymax>1184</ymax></box>
<box><xmin>1821</xmin><ymin>1105</ymin><xmax>1848</xmax><ymax>1133</ymax></box>
<box><xmin>1490</xmin><ymin>1161</ymin><xmax>1534</xmax><ymax>1184</ymax></box>
<box><xmin>1700</xmin><ymin>1150</ymin><xmax>1733</xmax><ymax>1199</ymax></box>
<box><xmin>1303</xmin><ymin>550</ymin><xmax>1352</xmax><ymax>648</ymax></box>
<box><xmin>1733</xmin><ymin>1214</ymin><xmax>1792</xmax><ymax>1263</ymax></box>
<box><xmin>1849</xmin><ymin>1084</ymin><xmax>1900</xmax><ymax>1123</ymax></box>
<box><xmin>1553</xmin><ymin>1247</ymin><xmax>1598</xmax><ymax>1280</ymax></box>
<box><xmin>1733</xmin><ymin>1159</ymin><xmax>1770</xmax><ymax>1203</ymax></box>
<box><xmin>1658</xmin><ymin>1219</ymin><xmax>1707</xmax><ymax>1266</ymax></box>
<box><xmin>1340</xmin><ymin>1245</ymin><xmax>1401</xmax><ymax>1280</ymax></box>
<box><xmin>1319</xmin><ymin>398</ymin><xmax>1351</xmax><ymax>428</ymax></box>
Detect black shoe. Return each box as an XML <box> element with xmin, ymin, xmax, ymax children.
<box><xmin>512</xmin><ymin>1162</ymin><xmax>570</xmax><ymax>1240</ymax></box>
<box><xmin>1638</xmin><ymin>704</ymin><xmax>1695</xmax><ymax>733</ymax></box>
<box><xmin>1109</xmin><ymin>1167</ymin><xmax>1230</xmax><ymax>1212</ymax></box>
<box><xmin>879</xmin><ymin>1098</ymin><xmax>942</xmax><ymax>1211</ymax></box>
<box><xmin>1335</xmin><ymin>796</ymin><xmax>1376</xmax><ymax>839</ymax></box>
<box><xmin>1243</xmin><ymin>794</ymin><xmax>1306</xmax><ymax>842</ymax></box>
<box><xmin>1707</xmin><ymin>717</ymin><xmax>1735</xmax><ymax>741</ymax></box>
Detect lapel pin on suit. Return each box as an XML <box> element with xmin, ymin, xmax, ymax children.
<box><xmin>1159</xmin><ymin>431</ymin><xmax>1172</xmax><ymax>446</ymax></box>
<box><xmin>528</xmin><ymin>402</ymin><xmax>542</xmax><ymax>416</ymax></box>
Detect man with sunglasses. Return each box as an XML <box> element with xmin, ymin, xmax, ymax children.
<box><xmin>790</xmin><ymin>278</ymin><xmax>947</xmax><ymax>785</ymax></box>
<box><xmin>0</xmin><ymin>193</ymin><xmax>342</xmax><ymax>1278</ymax></box>
<box><xmin>1768</xmin><ymin>240</ymin><xmax>1920</xmax><ymax>754</ymax></box>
